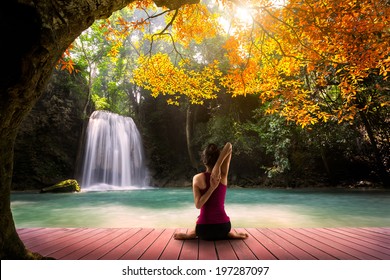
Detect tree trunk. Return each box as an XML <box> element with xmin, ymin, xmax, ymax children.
<box><xmin>186</xmin><ymin>105</ymin><xmax>199</xmax><ymax>169</ymax></box>
<box><xmin>319</xmin><ymin>145</ymin><xmax>332</xmax><ymax>181</ymax></box>
<box><xmin>0</xmin><ymin>0</ymin><xmax>199</xmax><ymax>260</ymax></box>
<box><xmin>359</xmin><ymin>111</ymin><xmax>390</xmax><ymax>188</ymax></box>
<box><xmin>0</xmin><ymin>126</ymin><xmax>26</xmax><ymax>259</ymax></box>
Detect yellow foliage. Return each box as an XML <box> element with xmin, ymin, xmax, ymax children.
<box><xmin>171</xmin><ymin>3</ymin><xmax>219</xmax><ymax>48</ymax></box>
<box><xmin>62</xmin><ymin>0</ymin><xmax>390</xmax><ymax>128</ymax></box>
<box><xmin>133</xmin><ymin>53</ymin><xmax>222</xmax><ymax>105</ymax></box>
<box><xmin>127</xmin><ymin>0</ymin><xmax>155</xmax><ymax>10</ymax></box>
<box><xmin>218</xmin><ymin>0</ymin><xmax>390</xmax><ymax>126</ymax></box>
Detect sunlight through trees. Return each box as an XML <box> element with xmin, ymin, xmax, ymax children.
<box><xmin>61</xmin><ymin>0</ymin><xmax>389</xmax><ymax>128</ymax></box>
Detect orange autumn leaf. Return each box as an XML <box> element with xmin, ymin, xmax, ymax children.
<box><xmin>60</xmin><ymin>0</ymin><xmax>390</xmax><ymax>128</ymax></box>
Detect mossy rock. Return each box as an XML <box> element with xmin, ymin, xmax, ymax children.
<box><xmin>40</xmin><ymin>179</ymin><xmax>81</xmax><ymax>193</ymax></box>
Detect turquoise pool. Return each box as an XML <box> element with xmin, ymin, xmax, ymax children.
<box><xmin>11</xmin><ymin>188</ymin><xmax>390</xmax><ymax>228</ymax></box>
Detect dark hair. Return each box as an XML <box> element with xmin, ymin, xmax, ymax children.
<box><xmin>201</xmin><ymin>143</ymin><xmax>220</xmax><ymax>168</ymax></box>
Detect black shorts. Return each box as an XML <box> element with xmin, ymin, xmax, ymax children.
<box><xmin>195</xmin><ymin>221</ymin><xmax>231</xmax><ymax>240</ymax></box>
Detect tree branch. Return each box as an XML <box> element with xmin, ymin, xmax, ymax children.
<box><xmin>156</xmin><ymin>9</ymin><xmax>179</xmax><ymax>35</ymax></box>
<box><xmin>153</xmin><ymin>0</ymin><xmax>199</xmax><ymax>10</ymax></box>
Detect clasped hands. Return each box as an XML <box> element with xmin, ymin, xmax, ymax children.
<box><xmin>210</xmin><ymin>171</ymin><xmax>221</xmax><ymax>190</ymax></box>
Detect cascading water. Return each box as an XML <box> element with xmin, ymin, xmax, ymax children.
<box><xmin>80</xmin><ymin>110</ymin><xmax>149</xmax><ymax>190</ymax></box>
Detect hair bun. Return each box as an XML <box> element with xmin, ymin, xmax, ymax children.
<box><xmin>202</xmin><ymin>143</ymin><xmax>220</xmax><ymax>168</ymax></box>
<box><xmin>207</xmin><ymin>143</ymin><xmax>218</xmax><ymax>152</ymax></box>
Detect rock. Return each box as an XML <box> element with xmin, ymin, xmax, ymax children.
<box><xmin>40</xmin><ymin>179</ymin><xmax>81</xmax><ymax>193</ymax></box>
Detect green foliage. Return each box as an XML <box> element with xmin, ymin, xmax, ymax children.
<box><xmin>92</xmin><ymin>94</ymin><xmax>110</xmax><ymax>110</ymax></box>
<box><xmin>245</xmin><ymin>108</ymin><xmax>293</xmax><ymax>177</ymax></box>
<box><xmin>13</xmin><ymin>69</ymin><xmax>88</xmax><ymax>190</ymax></box>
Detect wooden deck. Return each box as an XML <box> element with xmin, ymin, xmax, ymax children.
<box><xmin>17</xmin><ymin>227</ymin><xmax>390</xmax><ymax>260</ymax></box>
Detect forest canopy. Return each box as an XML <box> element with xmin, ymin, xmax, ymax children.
<box><xmin>61</xmin><ymin>0</ymin><xmax>390</xmax><ymax>126</ymax></box>
<box><xmin>54</xmin><ymin>0</ymin><xmax>389</xmax><ymax>187</ymax></box>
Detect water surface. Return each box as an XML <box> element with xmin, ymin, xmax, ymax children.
<box><xmin>11</xmin><ymin>188</ymin><xmax>390</xmax><ymax>228</ymax></box>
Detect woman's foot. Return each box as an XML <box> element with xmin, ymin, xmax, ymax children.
<box><xmin>174</xmin><ymin>230</ymin><xmax>197</xmax><ymax>240</ymax></box>
<box><xmin>228</xmin><ymin>231</ymin><xmax>249</xmax><ymax>239</ymax></box>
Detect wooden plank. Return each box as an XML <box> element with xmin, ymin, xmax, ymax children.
<box><xmin>19</xmin><ymin>228</ymin><xmax>75</xmax><ymax>247</ymax></box>
<box><xmin>29</xmin><ymin>228</ymin><xmax>101</xmax><ymax>257</ymax></box>
<box><xmin>260</xmin><ymin>228</ymin><xmax>317</xmax><ymax>260</ymax></box>
<box><xmin>17</xmin><ymin>228</ymin><xmax>57</xmax><ymax>240</ymax></box>
<box><xmin>215</xmin><ymin>240</ymin><xmax>237</xmax><ymax>260</ymax></box>
<box><xmin>242</xmin><ymin>229</ymin><xmax>277</xmax><ymax>260</ymax></box>
<box><xmin>228</xmin><ymin>229</ymin><xmax>256</xmax><ymax>260</ymax></box>
<box><xmin>361</xmin><ymin>227</ymin><xmax>390</xmax><ymax>237</ymax></box>
<box><xmin>81</xmin><ymin>228</ymin><xmax>139</xmax><ymax>260</ymax></box>
<box><xmin>365</xmin><ymin>227</ymin><xmax>390</xmax><ymax>234</ymax></box>
<box><xmin>99</xmin><ymin>228</ymin><xmax>149</xmax><ymax>260</ymax></box>
<box><xmin>120</xmin><ymin>228</ymin><xmax>165</xmax><ymax>260</ymax></box>
<box><xmin>179</xmin><ymin>239</ymin><xmax>199</xmax><ymax>260</ymax></box>
<box><xmin>335</xmin><ymin>228</ymin><xmax>390</xmax><ymax>245</ymax></box>
<box><xmin>198</xmin><ymin>239</ymin><xmax>218</xmax><ymax>260</ymax></box>
<box><xmin>247</xmin><ymin>228</ymin><xmax>296</xmax><ymax>260</ymax></box>
<box><xmin>276</xmin><ymin>228</ymin><xmax>337</xmax><ymax>260</ymax></box>
<box><xmin>229</xmin><ymin>240</ymin><xmax>257</xmax><ymax>260</ymax></box>
<box><xmin>63</xmin><ymin>228</ymin><xmax>123</xmax><ymax>260</ymax></box>
<box><xmin>326</xmin><ymin>228</ymin><xmax>390</xmax><ymax>251</ymax></box>
<box><xmin>17</xmin><ymin>228</ymin><xmax>38</xmax><ymax>235</ymax></box>
<box><xmin>313</xmin><ymin>228</ymin><xmax>390</xmax><ymax>259</ymax></box>
<box><xmin>319</xmin><ymin>228</ymin><xmax>390</xmax><ymax>259</ymax></box>
<box><xmin>302</xmin><ymin>228</ymin><xmax>380</xmax><ymax>260</ymax></box>
<box><xmin>289</xmin><ymin>228</ymin><xmax>358</xmax><ymax>260</ymax></box>
<box><xmin>140</xmin><ymin>228</ymin><xmax>176</xmax><ymax>260</ymax></box>
<box><xmin>18</xmin><ymin>228</ymin><xmax>76</xmax><ymax>247</ymax></box>
<box><xmin>159</xmin><ymin>229</ymin><xmax>185</xmax><ymax>260</ymax></box>
<box><xmin>53</xmin><ymin>228</ymin><xmax>115</xmax><ymax>259</ymax></box>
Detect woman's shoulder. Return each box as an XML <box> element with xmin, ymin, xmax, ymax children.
<box><xmin>193</xmin><ymin>172</ymin><xmax>207</xmax><ymax>181</ymax></box>
<box><xmin>193</xmin><ymin>172</ymin><xmax>207</xmax><ymax>189</ymax></box>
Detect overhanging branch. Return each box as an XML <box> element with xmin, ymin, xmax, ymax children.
<box><xmin>153</xmin><ymin>0</ymin><xmax>199</xmax><ymax>10</ymax></box>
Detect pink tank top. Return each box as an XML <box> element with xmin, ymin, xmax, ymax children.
<box><xmin>196</xmin><ymin>172</ymin><xmax>230</xmax><ymax>224</ymax></box>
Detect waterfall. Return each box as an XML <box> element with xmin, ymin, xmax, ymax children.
<box><xmin>81</xmin><ymin>110</ymin><xmax>149</xmax><ymax>190</ymax></box>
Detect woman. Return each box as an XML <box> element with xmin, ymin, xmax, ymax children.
<box><xmin>174</xmin><ymin>142</ymin><xmax>248</xmax><ymax>240</ymax></box>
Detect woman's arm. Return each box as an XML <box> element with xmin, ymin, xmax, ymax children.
<box><xmin>193</xmin><ymin>174</ymin><xmax>215</xmax><ymax>209</ymax></box>
<box><xmin>193</xmin><ymin>142</ymin><xmax>233</xmax><ymax>209</ymax></box>
<box><xmin>210</xmin><ymin>142</ymin><xmax>232</xmax><ymax>187</ymax></box>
